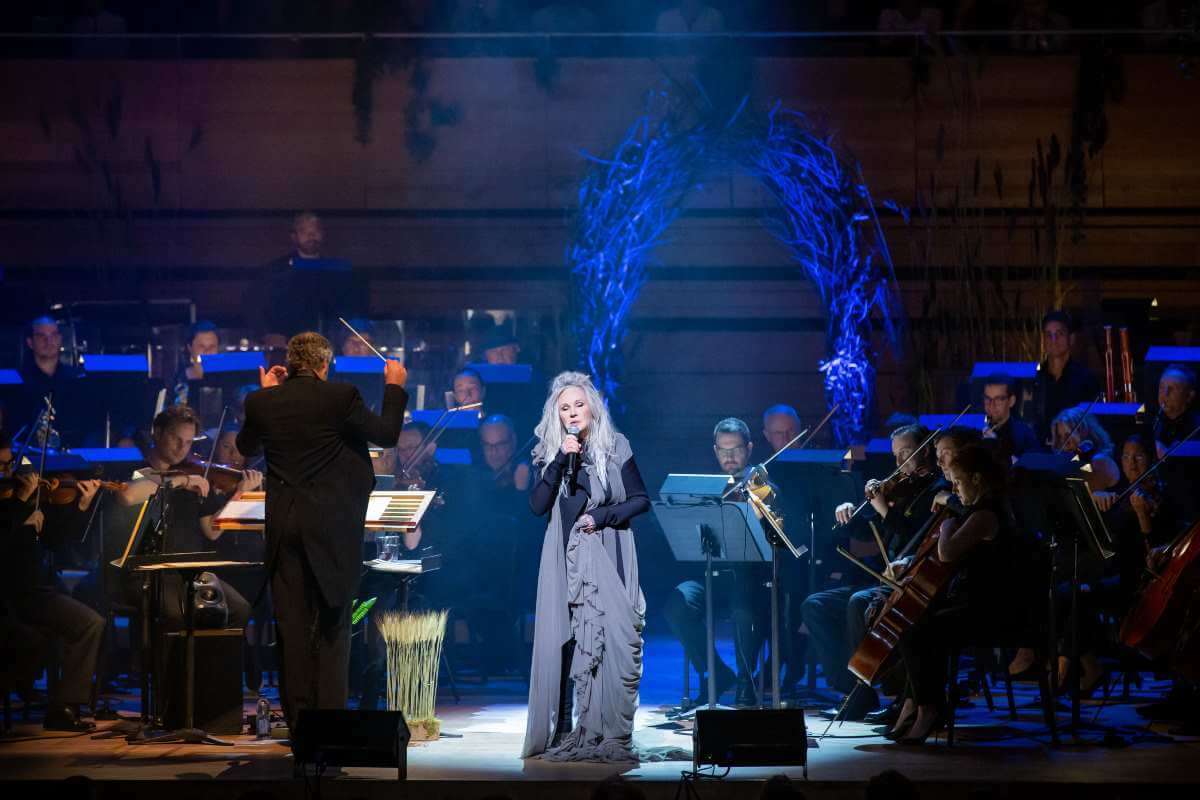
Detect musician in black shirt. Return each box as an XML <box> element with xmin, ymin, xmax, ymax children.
<box><xmin>1031</xmin><ymin>311</ymin><xmax>1102</xmax><ymax>442</ymax></box>
<box><xmin>116</xmin><ymin>405</ymin><xmax>259</xmax><ymax>632</ymax></box>
<box><xmin>1153</xmin><ymin>363</ymin><xmax>1199</xmax><ymax>451</ymax></box>
<box><xmin>980</xmin><ymin>373</ymin><xmax>1040</xmax><ymax>462</ymax></box>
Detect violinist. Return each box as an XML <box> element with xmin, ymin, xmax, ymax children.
<box><xmin>887</xmin><ymin>442</ymin><xmax>1022</xmax><ymax>744</ymax></box>
<box><xmin>980</xmin><ymin>373</ymin><xmax>1040</xmax><ymax>462</ymax></box>
<box><xmin>115</xmin><ymin>404</ymin><xmax>260</xmax><ymax>633</ymax></box>
<box><xmin>1051</xmin><ymin>407</ymin><xmax>1120</xmax><ymax>491</ymax></box>
<box><xmin>663</xmin><ymin>418</ymin><xmax>770</xmax><ymax>708</ymax></box>
<box><xmin>479</xmin><ymin>414</ymin><xmax>532</xmax><ymax>493</ymax></box>
<box><xmin>0</xmin><ymin>429</ymin><xmax>105</xmax><ymax>732</ymax></box>
<box><xmin>804</xmin><ymin>424</ymin><xmax>942</xmax><ymax>722</ymax></box>
<box><xmin>395</xmin><ymin>421</ymin><xmax>439</xmax><ymax>493</ymax></box>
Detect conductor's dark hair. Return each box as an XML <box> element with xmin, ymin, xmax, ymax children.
<box><xmin>286</xmin><ymin>331</ymin><xmax>333</xmax><ymax>375</ymax></box>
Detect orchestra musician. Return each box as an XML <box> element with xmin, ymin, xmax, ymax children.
<box><xmin>12</xmin><ymin>315</ymin><xmax>84</xmax><ymax>446</ymax></box>
<box><xmin>236</xmin><ymin>332</ymin><xmax>408</xmax><ymax>731</ymax></box>
<box><xmin>171</xmin><ymin>320</ymin><xmax>220</xmax><ymax>406</ymax></box>
<box><xmin>0</xmin><ymin>429</ymin><xmax>105</xmax><ymax>731</ymax></box>
<box><xmin>1153</xmin><ymin>364</ymin><xmax>1199</xmax><ymax>450</ymax></box>
<box><xmin>451</xmin><ymin>367</ymin><xmax>487</xmax><ymax>410</ymax></box>
<box><xmin>1031</xmin><ymin>310</ymin><xmax>1102</xmax><ymax>442</ymax></box>
<box><xmin>886</xmin><ymin>442</ymin><xmax>1027</xmax><ymax>744</ymax></box>
<box><xmin>804</xmin><ymin>424</ymin><xmax>942</xmax><ymax>722</ymax></box>
<box><xmin>115</xmin><ymin>405</ymin><xmax>260</xmax><ymax>634</ymax></box>
<box><xmin>980</xmin><ymin>373</ymin><xmax>1040</xmax><ymax>462</ymax></box>
<box><xmin>1050</xmin><ymin>407</ymin><xmax>1120</xmax><ymax>491</ymax></box>
<box><xmin>762</xmin><ymin>404</ymin><xmax>803</xmax><ymax>452</ymax></box>
<box><xmin>662</xmin><ymin>418</ymin><xmax>770</xmax><ymax>708</ymax></box>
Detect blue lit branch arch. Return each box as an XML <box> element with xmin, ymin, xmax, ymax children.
<box><xmin>567</xmin><ymin>97</ymin><xmax>904</xmax><ymax>445</ymax></box>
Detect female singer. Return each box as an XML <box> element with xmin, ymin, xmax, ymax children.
<box><xmin>521</xmin><ymin>372</ymin><xmax>649</xmax><ymax>761</ymax></box>
<box><xmin>888</xmin><ymin>442</ymin><xmax>1022</xmax><ymax>744</ymax></box>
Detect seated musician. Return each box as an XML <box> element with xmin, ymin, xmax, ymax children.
<box><xmin>1051</xmin><ymin>407</ymin><xmax>1120</xmax><ymax>491</ymax></box>
<box><xmin>762</xmin><ymin>404</ymin><xmax>802</xmax><ymax>452</ymax></box>
<box><xmin>1153</xmin><ymin>363</ymin><xmax>1199</xmax><ymax>451</ymax></box>
<box><xmin>172</xmin><ymin>320</ymin><xmax>220</xmax><ymax>405</ymax></box>
<box><xmin>12</xmin><ymin>315</ymin><xmax>84</xmax><ymax>444</ymax></box>
<box><xmin>339</xmin><ymin>317</ymin><xmax>377</xmax><ymax>357</ymax></box>
<box><xmin>0</xmin><ymin>429</ymin><xmax>105</xmax><ymax>731</ymax></box>
<box><xmin>803</xmin><ymin>424</ymin><xmax>942</xmax><ymax>721</ymax></box>
<box><xmin>479</xmin><ymin>414</ymin><xmax>532</xmax><ymax>494</ymax></box>
<box><xmin>115</xmin><ymin>405</ymin><xmax>261</xmax><ymax>634</ymax></box>
<box><xmin>888</xmin><ymin>442</ymin><xmax>1025</xmax><ymax>744</ymax></box>
<box><xmin>663</xmin><ymin>418</ymin><xmax>772</xmax><ymax>707</ymax></box>
<box><xmin>980</xmin><ymin>373</ymin><xmax>1040</xmax><ymax>462</ymax></box>
<box><xmin>451</xmin><ymin>367</ymin><xmax>487</xmax><ymax>410</ymax></box>
<box><xmin>1057</xmin><ymin>434</ymin><xmax>1185</xmax><ymax>698</ymax></box>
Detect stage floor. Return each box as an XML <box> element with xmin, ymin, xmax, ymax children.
<box><xmin>4</xmin><ymin>631</ymin><xmax>1200</xmax><ymax>798</ymax></box>
<box><xmin>3</xmin><ymin>684</ymin><xmax>1200</xmax><ymax>798</ymax></box>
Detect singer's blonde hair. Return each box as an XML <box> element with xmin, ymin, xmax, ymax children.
<box><xmin>532</xmin><ymin>371</ymin><xmax>618</xmax><ymax>490</ymax></box>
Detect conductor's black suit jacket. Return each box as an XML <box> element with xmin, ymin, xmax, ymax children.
<box><xmin>237</xmin><ymin>374</ymin><xmax>408</xmax><ymax>609</ymax></box>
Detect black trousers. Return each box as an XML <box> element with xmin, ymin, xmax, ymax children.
<box><xmin>663</xmin><ymin>572</ymin><xmax>769</xmax><ymax>683</ymax></box>
<box><xmin>9</xmin><ymin>587</ymin><xmax>104</xmax><ymax>706</ymax></box>
<box><xmin>271</xmin><ymin>528</ymin><xmax>352</xmax><ymax>728</ymax></box>
<box><xmin>800</xmin><ymin>584</ymin><xmax>885</xmax><ymax>695</ymax></box>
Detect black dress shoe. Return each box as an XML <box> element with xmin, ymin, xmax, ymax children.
<box><xmin>44</xmin><ymin>705</ymin><xmax>95</xmax><ymax>733</ymax></box>
<box><xmin>863</xmin><ymin>703</ymin><xmax>900</xmax><ymax>726</ymax></box>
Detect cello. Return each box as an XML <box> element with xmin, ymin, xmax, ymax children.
<box><xmin>1119</xmin><ymin>520</ymin><xmax>1200</xmax><ymax>678</ymax></box>
<box><xmin>845</xmin><ymin>505</ymin><xmax>958</xmax><ymax>685</ymax></box>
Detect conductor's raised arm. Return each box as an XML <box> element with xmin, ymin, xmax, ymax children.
<box><xmin>343</xmin><ymin>358</ymin><xmax>409</xmax><ymax>447</ymax></box>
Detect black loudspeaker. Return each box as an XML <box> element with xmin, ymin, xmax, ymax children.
<box><xmin>693</xmin><ymin>709</ymin><xmax>808</xmax><ymax>775</ymax></box>
<box><xmin>163</xmin><ymin>629</ymin><xmax>243</xmax><ymax>734</ymax></box>
<box><xmin>292</xmin><ymin>709</ymin><xmax>410</xmax><ymax>779</ymax></box>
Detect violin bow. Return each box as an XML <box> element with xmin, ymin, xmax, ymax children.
<box><xmin>398</xmin><ymin>401</ymin><xmax>483</xmax><ymax>479</ymax></box>
<box><xmin>1052</xmin><ymin>393</ymin><xmax>1104</xmax><ymax>455</ymax></box>
<box><xmin>203</xmin><ymin>405</ymin><xmax>229</xmax><ymax>483</ymax></box>
<box><xmin>720</xmin><ymin>403</ymin><xmax>840</xmax><ymax>501</ymax></box>
<box><xmin>835</xmin><ymin>404</ymin><xmax>971</xmax><ymax>529</ymax></box>
<box><xmin>32</xmin><ymin>394</ymin><xmax>54</xmax><ymax>513</ymax></box>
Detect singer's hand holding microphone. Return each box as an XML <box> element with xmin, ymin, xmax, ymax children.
<box><xmin>561</xmin><ymin>426</ymin><xmax>597</xmax><ymax>533</ymax></box>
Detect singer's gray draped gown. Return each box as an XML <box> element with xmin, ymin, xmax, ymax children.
<box><xmin>521</xmin><ymin>433</ymin><xmax>649</xmax><ymax>761</ymax></box>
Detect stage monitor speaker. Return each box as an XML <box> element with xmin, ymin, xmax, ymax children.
<box><xmin>163</xmin><ymin>629</ymin><xmax>243</xmax><ymax>734</ymax></box>
<box><xmin>693</xmin><ymin>709</ymin><xmax>807</xmax><ymax>775</ymax></box>
<box><xmin>292</xmin><ymin>709</ymin><xmax>410</xmax><ymax>779</ymax></box>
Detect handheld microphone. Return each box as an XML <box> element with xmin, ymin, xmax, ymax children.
<box><xmin>565</xmin><ymin>425</ymin><xmax>580</xmax><ymax>483</ymax></box>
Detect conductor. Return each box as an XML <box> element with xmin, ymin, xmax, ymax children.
<box><xmin>237</xmin><ymin>332</ymin><xmax>408</xmax><ymax>729</ymax></box>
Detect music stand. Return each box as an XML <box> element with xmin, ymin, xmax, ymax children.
<box><xmin>653</xmin><ymin>475</ymin><xmax>772</xmax><ymax>712</ymax></box>
<box><xmin>1012</xmin><ymin>454</ymin><xmax>1116</xmax><ymax>740</ymax></box>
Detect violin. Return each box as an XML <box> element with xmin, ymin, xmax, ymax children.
<box><xmin>0</xmin><ymin>472</ymin><xmax>128</xmax><ymax>505</ymax></box>
<box><xmin>177</xmin><ymin>456</ymin><xmax>248</xmax><ymax>495</ymax></box>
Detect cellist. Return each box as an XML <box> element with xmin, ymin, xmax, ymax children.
<box><xmin>887</xmin><ymin>442</ymin><xmax>1027</xmax><ymax>744</ymax></box>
